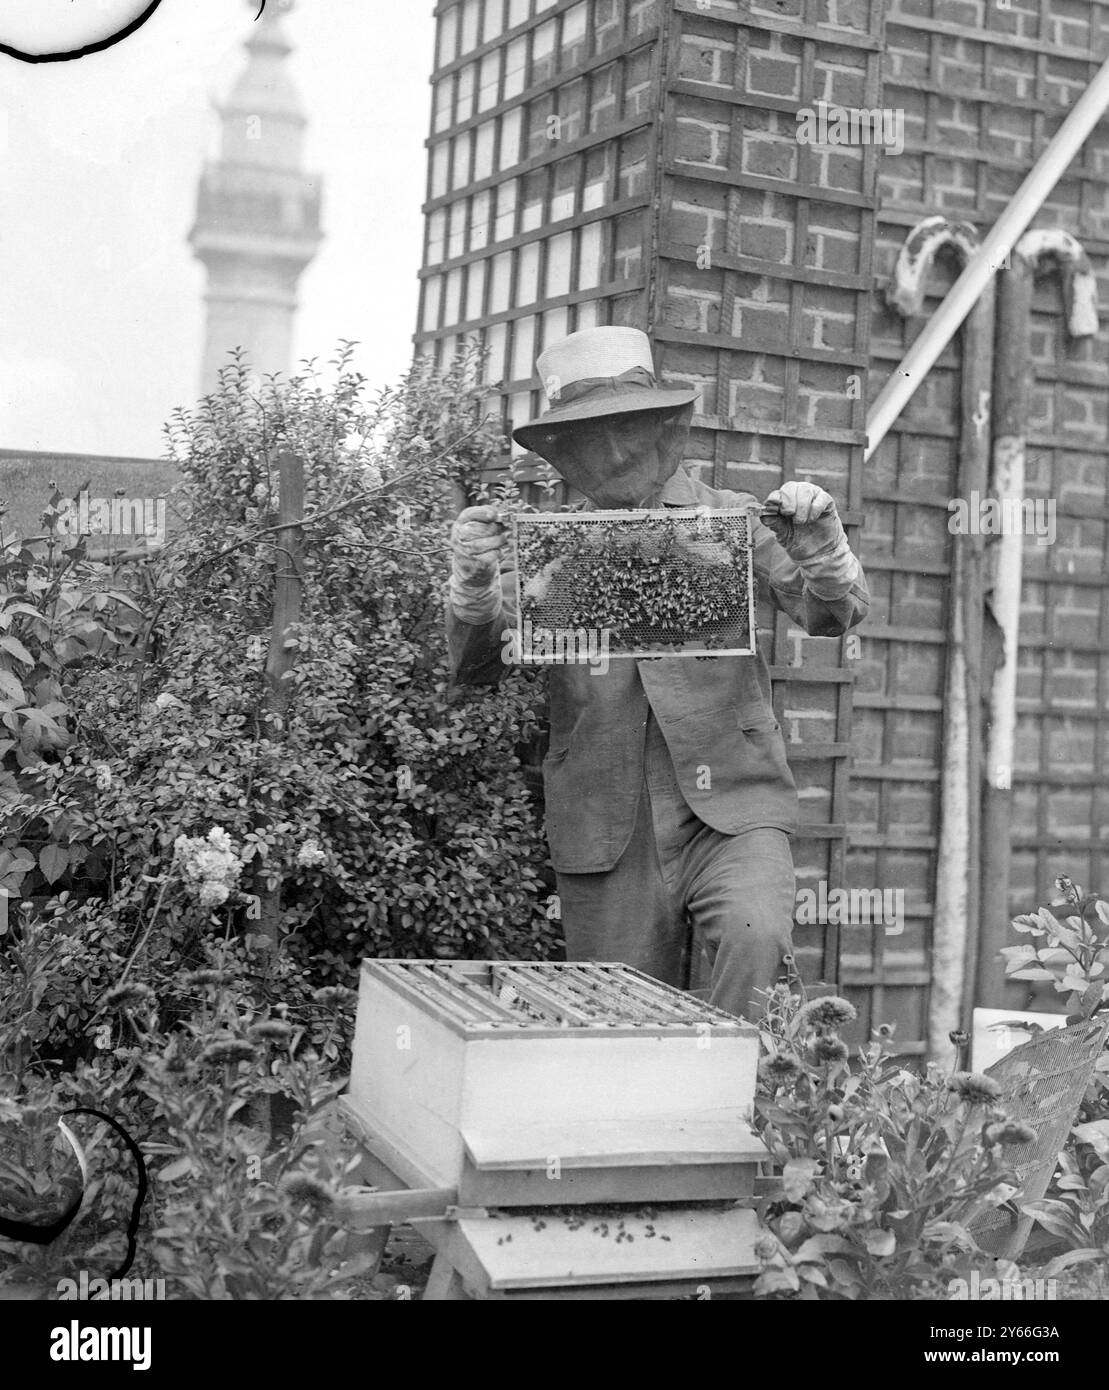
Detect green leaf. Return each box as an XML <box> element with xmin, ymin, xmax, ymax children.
<box><xmin>864</xmin><ymin>1228</ymin><xmax>896</xmax><ymax>1257</ymax></box>
<box><xmin>1022</xmin><ymin>1199</ymin><xmax>1085</xmax><ymax>1244</ymax></box>
<box><xmin>38</xmin><ymin>844</ymin><xmax>69</xmax><ymax>884</ymax></box>
<box><xmin>1073</xmin><ymin>1120</ymin><xmax>1109</xmax><ymax>1158</ymax></box>
<box><xmin>158</xmin><ymin>1156</ymin><xmax>195</xmax><ymax>1182</ymax></box>
<box><xmin>0</xmin><ymin>635</ymin><xmax>34</xmax><ymax>666</ymax></box>
<box><xmin>0</xmin><ymin>670</ymin><xmax>23</xmax><ymax>702</ymax></box>
<box><xmin>1042</xmin><ymin>1248</ymin><xmax>1105</xmax><ymax>1279</ymax></box>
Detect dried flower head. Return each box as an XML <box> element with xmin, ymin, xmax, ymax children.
<box><xmin>810</xmin><ymin>1035</ymin><xmax>850</xmax><ymax>1065</ymax></box>
<box><xmin>198</xmin><ymin>1038</ymin><xmax>256</xmax><ymax>1068</ymax></box>
<box><xmin>758</xmin><ymin>1051</ymin><xmax>803</xmax><ymax>1084</ymax></box>
<box><xmin>181</xmin><ymin>969</ymin><xmax>225</xmax><ymax>989</ymax></box>
<box><xmin>280</xmin><ymin>1174</ymin><xmax>335</xmax><ymax>1216</ymax></box>
<box><xmin>102</xmin><ymin>982</ymin><xmax>156</xmax><ymax>1012</ymax></box>
<box><xmin>984</xmin><ymin>1119</ymin><xmax>1037</xmax><ymax>1148</ymax></box>
<box><xmin>796</xmin><ymin>996</ymin><xmax>857</xmax><ymax>1031</ymax></box>
<box><xmin>946</xmin><ymin>1071</ymin><xmax>1002</xmax><ymax>1105</ymax></box>
<box><xmin>248</xmin><ymin>1020</ymin><xmax>294</xmax><ymax>1044</ymax></box>
<box><xmin>312</xmin><ymin>986</ymin><xmax>354</xmax><ymax>1007</ymax></box>
<box><xmin>948</xmin><ymin>1029</ymin><xmax>970</xmax><ymax>1047</ymax></box>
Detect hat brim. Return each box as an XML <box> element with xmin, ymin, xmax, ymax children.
<box><xmin>512</xmin><ymin>386</ymin><xmax>699</xmax><ymax>453</ymax></box>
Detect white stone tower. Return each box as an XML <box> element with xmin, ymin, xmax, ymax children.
<box><xmin>190</xmin><ymin>1</ymin><xmax>322</xmax><ymax>395</ymax></box>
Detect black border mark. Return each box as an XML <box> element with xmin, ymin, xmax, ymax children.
<box><xmin>0</xmin><ymin>1107</ymin><xmax>149</xmax><ymax>1280</ymax></box>
<box><xmin>0</xmin><ymin>1</ymin><xmax>165</xmax><ymax>65</ymax></box>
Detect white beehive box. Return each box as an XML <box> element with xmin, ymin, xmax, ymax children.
<box><xmin>346</xmin><ymin>961</ymin><xmax>764</xmax><ymax>1205</ymax></box>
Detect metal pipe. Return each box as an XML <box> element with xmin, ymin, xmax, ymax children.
<box><xmin>864</xmin><ymin>53</ymin><xmax>1109</xmax><ymax>460</ymax></box>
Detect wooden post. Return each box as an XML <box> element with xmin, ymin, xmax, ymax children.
<box><xmin>956</xmin><ymin>287</ymin><xmax>991</xmax><ymax>1031</ymax></box>
<box><xmin>939</xmin><ymin>281</ymin><xmax>992</xmax><ymax>1048</ymax></box>
<box><xmin>256</xmin><ymin>448</ymin><xmax>306</xmax><ymax>958</ymax></box>
<box><xmin>977</xmin><ymin>233</ymin><xmax>1097</xmax><ymax>1006</ymax></box>
<box><xmin>978</xmin><ymin>267</ymin><xmax>1032</xmax><ymax>1008</ymax></box>
<box><xmin>884</xmin><ymin>217</ymin><xmax>993</xmax><ymax>1055</ymax></box>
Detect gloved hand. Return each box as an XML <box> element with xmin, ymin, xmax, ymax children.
<box><xmin>761</xmin><ymin>482</ymin><xmax>861</xmax><ymax>600</ymax></box>
<box><xmin>449</xmin><ymin>505</ymin><xmax>507</xmax><ymax>624</ymax></box>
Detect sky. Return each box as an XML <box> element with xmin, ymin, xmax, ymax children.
<box><xmin>0</xmin><ymin>0</ymin><xmax>436</xmax><ymax>458</ymax></box>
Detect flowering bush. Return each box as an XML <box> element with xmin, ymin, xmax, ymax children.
<box><xmin>752</xmin><ymin>970</ymin><xmax>1036</xmax><ymax>1300</ymax></box>
<box><xmin>1</xmin><ymin>345</ymin><xmax>556</xmax><ymax>1010</ymax></box>
<box><xmin>0</xmin><ymin>345</ymin><xmax>557</xmax><ymax>1300</ymax></box>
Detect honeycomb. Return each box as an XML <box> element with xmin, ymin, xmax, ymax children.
<box><xmin>511</xmin><ymin>507</ymin><xmax>755</xmax><ymax>660</ymax></box>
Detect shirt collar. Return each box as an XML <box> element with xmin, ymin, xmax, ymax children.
<box><xmin>659</xmin><ymin>468</ymin><xmax>699</xmax><ymax>507</ymax></box>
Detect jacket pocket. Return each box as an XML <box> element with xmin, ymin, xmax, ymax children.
<box><xmin>737</xmin><ymin>706</ymin><xmax>781</xmax><ymax>736</ymax></box>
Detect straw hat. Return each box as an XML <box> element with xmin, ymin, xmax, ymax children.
<box><xmin>511</xmin><ymin>326</ymin><xmax>698</xmax><ymax>452</ymax></box>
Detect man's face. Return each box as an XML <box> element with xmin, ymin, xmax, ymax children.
<box><xmin>529</xmin><ymin>407</ymin><xmax>690</xmax><ymax>508</ymax></box>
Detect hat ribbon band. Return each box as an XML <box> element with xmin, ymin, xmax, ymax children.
<box><xmin>546</xmin><ymin>365</ymin><xmax>657</xmax><ymax>407</ymax></box>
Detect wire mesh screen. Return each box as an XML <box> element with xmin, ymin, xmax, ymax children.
<box><xmin>969</xmin><ymin>1014</ymin><xmax>1109</xmax><ymax>1256</ymax></box>
<box><xmin>510</xmin><ymin>507</ymin><xmax>756</xmax><ymax>661</ymax></box>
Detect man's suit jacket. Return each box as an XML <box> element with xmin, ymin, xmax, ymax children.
<box><xmin>446</xmin><ymin>468</ymin><xmax>869</xmax><ymax>874</ymax></box>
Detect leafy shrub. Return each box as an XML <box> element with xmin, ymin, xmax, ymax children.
<box><xmin>0</xmin><ymin>345</ymin><xmax>558</xmax><ymax>1299</ymax></box>
<box><xmin>1</xmin><ymin>345</ymin><xmax>556</xmax><ymax>1016</ymax></box>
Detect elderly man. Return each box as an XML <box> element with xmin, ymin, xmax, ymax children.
<box><xmin>446</xmin><ymin>326</ymin><xmax>868</xmax><ymax>1020</ymax></box>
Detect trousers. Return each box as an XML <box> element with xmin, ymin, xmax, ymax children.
<box><xmin>555</xmin><ymin>709</ymin><xmax>796</xmax><ymax>1022</ymax></box>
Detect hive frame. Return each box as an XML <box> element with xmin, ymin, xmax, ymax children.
<box><xmin>510</xmin><ymin>506</ymin><xmax>757</xmax><ymax>661</ymax></box>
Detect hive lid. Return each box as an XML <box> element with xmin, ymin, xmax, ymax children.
<box><xmin>360</xmin><ymin>960</ymin><xmax>757</xmax><ymax>1037</ymax></box>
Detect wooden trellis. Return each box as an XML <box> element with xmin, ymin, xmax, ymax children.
<box><xmin>875</xmin><ymin>0</ymin><xmax>1109</xmax><ymax>1024</ymax></box>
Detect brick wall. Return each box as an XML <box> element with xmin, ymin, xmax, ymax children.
<box><xmin>658</xmin><ymin>0</ymin><xmax>886</xmax><ymax>1010</ymax></box>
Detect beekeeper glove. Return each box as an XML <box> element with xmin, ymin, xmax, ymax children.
<box><xmin>762</xmin><ymin>481</ymin><xmax>861</xmax><ymax>600</ymax></box>
<box><xmin>449</xmin><ymin>505</ymin><xmax>506</xmax><ymax>624</ymax></box>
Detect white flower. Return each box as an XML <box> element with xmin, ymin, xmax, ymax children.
<box><xmin>95</xmin><ymin>764</ymin><xmax>112</xmax><ymax>790</ymax></box>
<box><xmin>296</xmin><ymin>839</ymin><xmax>326</xmax><ymax>868</ymax></box>
<box><xmin>252</xmin><ymin>482</ymin><xmax>268</xmax><ymax>504</ymax></box>
<box><xmin>172</xmin><ymin>826</ymin><xmax>244</xmax><ymax>909</ymax></box>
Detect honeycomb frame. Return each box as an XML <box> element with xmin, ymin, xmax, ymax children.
<box><xmin>510</xmin><ymin>506</ymin><xmax>756</xmax><ymax>661</ymax></box>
